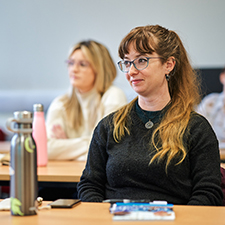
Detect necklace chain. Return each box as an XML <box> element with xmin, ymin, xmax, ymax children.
<box><xmin>141</xmin><ymin>110</ymin><xmax>160</xmax><ymax>129</ymax></box>
<box><xmin>140</xmin><ymin>101</ymin><xmax>171</xmax><ymax>129</ymax></box>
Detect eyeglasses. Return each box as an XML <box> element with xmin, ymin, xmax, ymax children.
<box><xmin>65</xmin><ymin>59</ymin><xmax>90</xmax><ymax>68</ymax></box>
<box><xmin>117</xmin><ymin>56</ymin><xmax>164</xmax><ymax>73</ymax></box>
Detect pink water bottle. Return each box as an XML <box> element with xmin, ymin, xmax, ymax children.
<box><xmin>33</xmin><ymin>104</ymin><xmax>48</xmax><ymax>166</ymax></box>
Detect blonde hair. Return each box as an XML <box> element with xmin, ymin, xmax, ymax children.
<box><xmin>114</xmin><ymin>25</ymin><xmax>201</xmax><ymax>169</ymax></box>
<box><xmin>63</xmin><ymin>40</ymin><xmax>116</xmax><ymax>130</ymax></box>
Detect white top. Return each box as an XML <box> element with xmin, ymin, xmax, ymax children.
<box><xmin>197</xmin><ymin>92</ymin><xmax>225</xmax><ymax>149</ymax></box>
<box><xmin>46</xmin><ymin>85</ymin><xmax>127</xmax><ymax>160</ymax></box>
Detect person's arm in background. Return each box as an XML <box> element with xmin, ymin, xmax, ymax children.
<box><xmin>46</xmin><ymin>96</ymin><xmax>90</xmax><ymax>160</ymax></box>
<box><xmin>196</xmin><ymin>93</ymin><xmax>217</xmax><ymax>118</ymax></box>
<box><xmin>46</xmin><ymin>87</ymin><xmax>127</xmax><ymax>161</ymax></box>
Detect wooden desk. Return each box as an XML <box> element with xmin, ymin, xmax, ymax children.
<box><xmin>37</xmin><ymin>161</ymin><xmax>85</xmax><ymax>183</ymax></box>
<box><xmin>220</xmin><ymin>149</ymin><xmax>225</xmax><ymax>161</ymax></box>
<box><xmin>0</xmin><ymin>202</ymin><xmax>225</xmax><ymax>225</ymax></box>
<box><xmin>0</xmin><ymin>161</ymin><xmax>86</xmax><ymax>187</ymax></box>
<box><xmin>221</xmin><ymin>163</ymin><xmax>225</xmax><ymax>169</ymax></box>
<box><xmin>0</xmin><ymin>141</ymin><xmax>86</xmax><ymax>186</ymax></box>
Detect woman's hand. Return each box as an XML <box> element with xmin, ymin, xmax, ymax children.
<box><xmin>51</xmin><ymin>124</ymin><xmax>67</xmax><ymax>139</ymax></box>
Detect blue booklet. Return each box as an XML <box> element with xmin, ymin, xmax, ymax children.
<box><xmin>110</xmin><ymin>202</ymin><xmax>175</xmax><ymax>221</ymax></box>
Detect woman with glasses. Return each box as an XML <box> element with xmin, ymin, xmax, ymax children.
<box><xmin>46</xmin><ymin>40</ymin><xmax>127</xmax><ymax>160</ymax></box>
<box><xmin>77</xmin><ymin>25</ymin><xmax>223</xmax><ymax>205</ymax></box>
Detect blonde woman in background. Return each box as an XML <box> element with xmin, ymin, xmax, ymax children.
<box><xmin>46</xmin><ymin>40</ymin><xmax>127</xmax><ymax>161</ymax></box>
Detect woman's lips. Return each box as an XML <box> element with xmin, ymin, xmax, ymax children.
<box><xmin>131</xmin><ymin>79</ymin><xmax>143</xmax><ymax>85</ymax></box>
<box><xmin>70</xmin><ymin>75</ymin><xmax>80</xmax><ymax>80</ymax></box>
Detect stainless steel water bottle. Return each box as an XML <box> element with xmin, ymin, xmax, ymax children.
<box><xmin>6</xmin><ymin>111</ymin><xmax>38</xmax><ymax>216</ymax></box>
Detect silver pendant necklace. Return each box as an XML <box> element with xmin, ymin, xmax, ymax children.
<box><xmin>145</xmin><ymin>120</ymin><xmax>154</xmax><ymax>129</ymax></box>
<box><xmin>141</xmin><ymin>110</ymin><xmax>160</xmax><ymax>129</ymax></box>
<box><xmin>141</xmin><ymin>101</ymin><xmax>171</xmax><ymax>129</ymax></box>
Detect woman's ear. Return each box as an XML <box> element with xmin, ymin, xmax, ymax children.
<box><xmin>164</xmin><ymin>57</ymin><xmax>176</xmax><ymax>81</ymax></box>
<box><xmin>166</xmin><ymin>56</ymin><xmax>176</xmax><ymax>72</ymax></box>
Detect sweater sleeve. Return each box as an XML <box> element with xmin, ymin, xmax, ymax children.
<box><xmin>187</xmin><ymin>113</ymin><xmax>223</xmax><ymax>205</ymax></box>
<box><xmin>47</xmin><ymin>137</ymin><xmax>90</xmax><ymax>160</ymax></box>
<box><xmin>46</xmin><ymin>96</ymin><xmax>90</xmax><ymax>160</ymax></box>
<box><xmin>77</xmin><ymin>118</ymin><xmax>109</xmax><ymax>202</ymax></box>
<box><xmin>196</xmin><ymin>93</ymin><xmax>218</xmax><ymax>118</ymax></box>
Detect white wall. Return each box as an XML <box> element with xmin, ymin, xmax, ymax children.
<box><xmin>1</xmin><ymin>0</ymin><xmax>225</xmax><ymax>104</ymax></box>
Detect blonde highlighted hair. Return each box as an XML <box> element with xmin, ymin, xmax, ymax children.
<box><xmin>63</xmin><ymin>40</ymin><xmax>116</xmax><ymax>130</ymax></box>
<box><xmin>113</xmin><ymin>25</ymin><xmax>201</xmax><ymax>169</ymax></box>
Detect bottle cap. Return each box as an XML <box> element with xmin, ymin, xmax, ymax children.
<box><xmin>13</xmin><ymin>111</ymin><xmax>33</xmax><ymax>122</ymax></box>
<box><xmin>33</xmin><ymin>104</ymin><xmax>44</xmax><ymax>112</ymax></box>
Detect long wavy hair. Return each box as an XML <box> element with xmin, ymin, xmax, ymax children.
<box><xmin>63</xmin><ymin>40</ymin><xmax>116</xmax><ymax>130</ymax></box>
<box><xmin>113</xmin><ymin>25</ymin><xmax>201</xmax><ymax>169</ymax></box>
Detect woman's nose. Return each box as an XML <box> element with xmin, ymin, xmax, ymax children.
<box><xmin>128</xmin><ymin>63</ymin><xmax>138</xmax><ymax>76</ymax></box>
<box><xmin>71</xmin><ymin>62</ymin><xmax>79</xmax><ymax>71</ymax></box>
